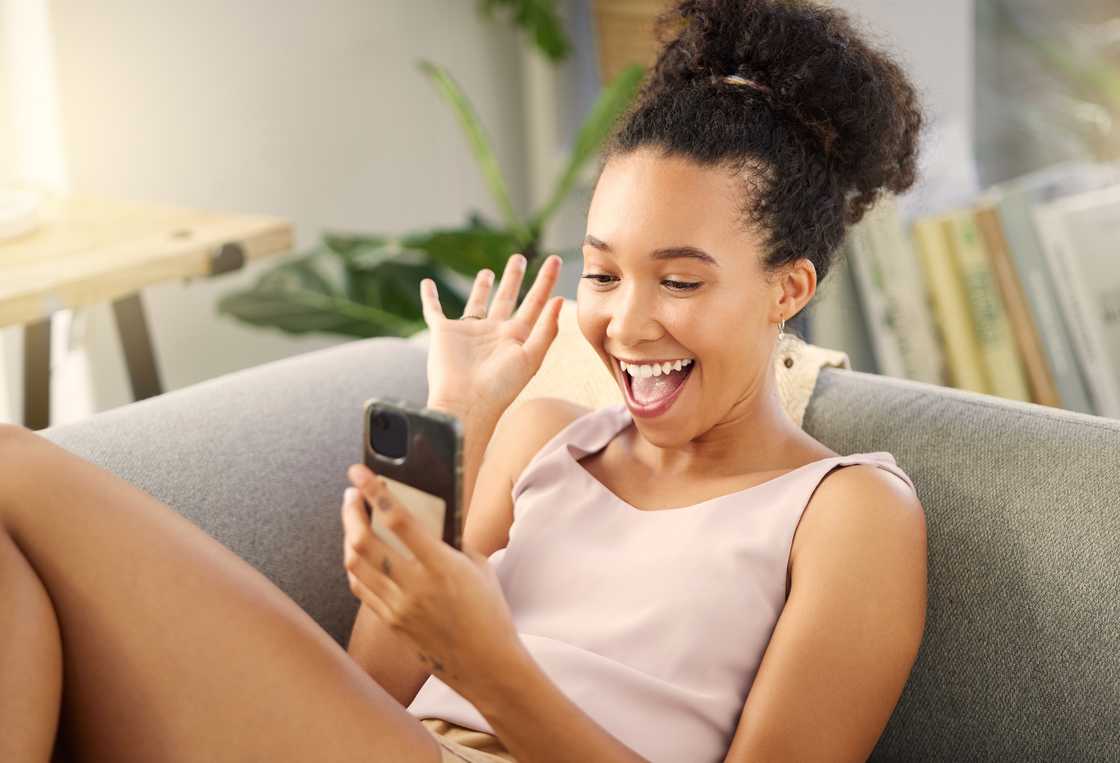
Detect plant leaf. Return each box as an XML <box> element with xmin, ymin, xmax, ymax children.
<box><xmin>217</xmin><ymin>252</ymin><xmax>427</xmax><ymax>338</ymax></box>
<box><xmin>217</xmin><ymin>284</ymin><xmax>425</xmax><ymax>338</ymax></box>
<box><xmin>267</xmin><ymin>251</ymin><xmax>344</xmax><ymax>297</ymax></box>
<box><xmin>344</xmin><ymin>258</ymin><xmax>468</xmax><ymax>320</ymax></box>
<box><xmin>326</xmin><ymin>233</ymin><xmax>427</xmax><ymax>272</ymax></box>
<box><xmin>399</xmin><ymin>217</ymin><xmax>522</xmax><ymax>277</ymax></box>
<box><xmin>416</xmin><ymin>59</ymin><xmax>531</xmax><ymax>243</ymax></box>
<box><xmin>322</xmin><ymin>232</ymin><xmax>390</xmax><ymax>256</ymax></box>
<box><xmin>530</xmin><ymin>63</ymin><xmax>646</xmax><ymax>231</ymax></box>
<box><xmin>476</xmin><ymin>0</ymin><xmax>572</xmax><ymax>63</ymax></box>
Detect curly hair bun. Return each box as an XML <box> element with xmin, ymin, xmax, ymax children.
<box><xmin>645</xmin><ymin>0</ymin><xmax>924</xmax><ymax>226</ymax></box>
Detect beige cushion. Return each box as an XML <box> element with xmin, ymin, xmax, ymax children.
<box><xmin>412</xmin><ymin>298</ymin><xmax>851</xmax><ymax>431</ymax></box>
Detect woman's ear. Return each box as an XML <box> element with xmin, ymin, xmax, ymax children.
<box><xmin>771</xmin><ymin>257</ymin><xmax>816</xmax><ymax>323</ymax></box>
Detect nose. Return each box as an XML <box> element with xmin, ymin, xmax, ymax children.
<box><xmin>604</xmin><ymin>283</ymin><xmax>662</xmax><ymax>348</ymax></box>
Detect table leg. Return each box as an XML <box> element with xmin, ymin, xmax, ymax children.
<box><xmin>22</xmin><ymin>316</ymin><xmax>52</xmax><ymax>430</ymax></box>
<box><xmin>111</xmin><ymin>291</ymin><xmax>164</xmax><ymax>402</ymax></box>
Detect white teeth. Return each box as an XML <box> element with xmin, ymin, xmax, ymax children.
<box><xmin>618</xmin><ymin>358</ymin><xmax>694</xmax><ymax>377</ymax></box>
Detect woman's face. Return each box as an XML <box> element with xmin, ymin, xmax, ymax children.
<box><xmin>577</xmin><ymin>148</ymin><xmax>814</xmax><ymax>435</ymax></box>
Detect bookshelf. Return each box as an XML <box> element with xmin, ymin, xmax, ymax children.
<box><xmin>807</xmin><ymin>161</ymin><xmax>1120</xmax><ymax>419</ymax></box>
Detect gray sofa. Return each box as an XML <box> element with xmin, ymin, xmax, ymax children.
<box><xmin>40</xmin><ymin>336</ymin><xmax>1120</xmax><ymax>761</ymax></box>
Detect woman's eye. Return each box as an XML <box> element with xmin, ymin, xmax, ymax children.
<box><xmin>579</xmin><ymin>274</ymin><xmax>701</xmax><ymax>292</ymax></box>
<box><xmin>580</xmin><ymin>273</ymin><xmax>614</xmax><ymax>285</ymax></box>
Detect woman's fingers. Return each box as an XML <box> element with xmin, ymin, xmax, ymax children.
<box><xmin>422</xmin><ymin>252</ymin><xmax>559</xmax><ymax>329</ymax></box>
<box><xmin>512</xmin><ymin>254</ymin><xmax>562</xmax><ymax>330</ymax></box>
<box><xmin>419</xmin><ymin>278</ymin><xmax>446</xmax><ymax>325</ymax></box>
<box><xmin>347</xmin><ymin>572</ymin><xmax>396</xmax><ymax>626</ymax></box>
<box><xmin>340</xmin><ymin>486</ymin><xmax>410</xmax><ymax>603</ymax></box>
<box><xmin>487</xmin><ymin>253</ymin><xmax>527</xmax><ymax>322</ymax></box>
<box><xmin>461</xmin><ymin>268</ymin><xmax>495</xmax><ymax>319</ymax></box>
<box><xmin>344</xmin><ymin>539</ymin><xmax>406</xmax><ymax>607</ymax></box>
<box><xmin>522</xmin><ymin>294</ymin><xmax>564</xmax><ymax>366</ymax></box>
<box><xmin>342</xmin><ymin>485</ymin><xmax>411</xmax><ymax>574</ymax></box>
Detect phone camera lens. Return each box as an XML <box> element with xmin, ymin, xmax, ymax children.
<box><xmin>369</xmin><ymin>409</ymin><xmax>408</xmax><ymax>459</ymax></box>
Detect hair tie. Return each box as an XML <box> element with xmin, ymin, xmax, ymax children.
<box><xmin>721</xmin><ymin>74</ymin><xmax>772</xmax><ymax>95</ymax></box>
<box><xmin>716</xmin><ymin>73</ymin><xmax>838</xmax><ymax>159</ymax></box>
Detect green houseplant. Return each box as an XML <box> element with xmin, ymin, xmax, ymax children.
<box><xmin>216</xmin><ymin>5</ymin><xmax>645</xmax><ymax>340</ymax></box>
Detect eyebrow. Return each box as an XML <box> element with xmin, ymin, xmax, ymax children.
<box><xmin>583</xmin><ymin>235</ymin><xmax>720</xmax><ymax>268</ymax></box>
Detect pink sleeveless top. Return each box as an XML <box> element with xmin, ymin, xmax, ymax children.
<box><xmin>407</xmin><ymin>402</ymin><xmax>917</xmax><ymax>762</ymax></box>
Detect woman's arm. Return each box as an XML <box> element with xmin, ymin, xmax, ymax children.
<box><xmin>465</xmin><ymin>644</ymin><xmax>651</xmax><ymax>763</ymax></box>
<box><xmin>346</xmin><ymin>602</ymin><xmax>431</xmax><ymax>706</ymax></box>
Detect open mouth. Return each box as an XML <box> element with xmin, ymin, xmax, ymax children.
<box><xmin>616</xmin><ymin>358</ymin><xmax>695</xmax><ymax>417</ymax></box>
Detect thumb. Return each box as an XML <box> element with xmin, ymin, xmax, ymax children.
<box><xmin>522</xmin><ymin>296</ymin><xmax>563</xmax><ymax>366</ymax></box>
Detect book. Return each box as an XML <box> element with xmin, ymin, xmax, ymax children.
<box><xmin>942</xmin><ymin>209</ymin><xmax>1032</xmax><ymax>402</ymax></box>
<box><xmin>982</xmin><ymin>160</ymin><xmax>1120</xmax><ymax>415</ymax></box>
<box><xmin>910</xmin><ymin>215</ymin><xmax>990</xmax><ymax>394</ymax></box>
<box><xmin>1031</xmin><ymin>185</ymin><xmax>1120</xmax><ymax>419</ymax></box>
<box><xmin>862</xmin><ymin>195</ymin><xmax>946</xmax><ymax>385</ymax></box>
<box><xmin>974</xmin><ymin>203</ymin><xmax>1062</xmax><ymax>407</ymax></box>
<box><xmin>808</xmin><ymin>238</ymin><xmax>879</xmax><ymax>374</ymax></box>
<box><xmin>845</xmin><ymin>211</ymin><xmax>909</xmax><ymax>379</ymax></box>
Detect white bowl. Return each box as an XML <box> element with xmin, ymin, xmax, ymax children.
<box><xmin>0</xmin><ymin>188</ymin><xmax>44</xmax><ymax>241</ymax></box>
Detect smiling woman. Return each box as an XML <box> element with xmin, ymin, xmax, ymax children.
<box><xmin>409</xmin><ymin>1</ymin><xmax>928</xmax><ymax>762</ymax></box>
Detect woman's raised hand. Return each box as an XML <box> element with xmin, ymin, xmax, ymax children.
<box><xmin>420</xmin><ymin>252</ymin><xmax>564</xmax><ymax>419</ymax></box>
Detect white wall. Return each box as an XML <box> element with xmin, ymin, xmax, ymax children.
<box><xmin>834</xmin><ymin>1</ymin><xmax>973</xmax><ymax>133</ymax></box>
<box><xmin>2</xmin><ymin>0</ymin><xmax>530</xmax><ymax>425</ymax></box>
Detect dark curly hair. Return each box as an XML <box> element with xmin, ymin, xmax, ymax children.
<box><xmin>597</xmin><ymin>0</ymin><xmax>926</xmax><ymax>292</ymax></box>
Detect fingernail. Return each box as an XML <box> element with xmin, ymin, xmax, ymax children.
<box><xmin>349</xmin><ymin>464</ymin><xmax>370</xmax><ymax>485</ymax></box>
<box><xmin>513</xmin><ymin>253</ymin><xmax>526</xmax><ymax>267</ymax></box>
<box><xmin>345</xmin><ymin>487</ymin><xmax>358</xmax><ymax>502</ymax></box>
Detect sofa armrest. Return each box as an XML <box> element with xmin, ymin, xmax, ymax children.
<box><xmin>38</xmin><ymin>336</ymin><xmax>429</xmax><ymax>647</ymax></box>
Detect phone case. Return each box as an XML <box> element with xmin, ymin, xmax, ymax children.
<box><xmin>362</xmin><ymin>397</ymin><xmax>464</xmax><ymax>554</ymax></box>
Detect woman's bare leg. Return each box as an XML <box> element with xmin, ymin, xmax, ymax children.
<box><xmin>0</xmin><ymin>424</ymin><xmax>444</xmax><ymax>763</ymax></box>
<box><xmin>0</xmin><ymin>527</ymin><xmax>63</xmax><ymax>761</ymax></box>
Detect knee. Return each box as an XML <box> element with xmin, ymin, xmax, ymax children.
<box><xmin>0</xmin><ymin>421</ymin><xmax>35</xmax><ymax>440</ymax></box>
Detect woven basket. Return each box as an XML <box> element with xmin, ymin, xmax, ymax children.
<box><xmin>590</xmin><ymin>0</ymin><xmax>672</xmax><ymax>86</ymax></box>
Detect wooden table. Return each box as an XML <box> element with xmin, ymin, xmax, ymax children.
<box><xmin>0</xmin><ymin>192</ymin><xmax>293</xmax><ymax>430</ymax></box>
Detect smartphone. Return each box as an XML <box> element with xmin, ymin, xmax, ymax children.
<box><xmin>362</xmin><ymin>397</ymin><xmax>464</xmax><ymax>555</ymax></box>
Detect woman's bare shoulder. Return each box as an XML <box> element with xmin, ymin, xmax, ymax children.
<box><xmin>487</xmin><ymin>398</ymin><xmax>595</xmax><ymax>492</ymax></box>
<box><xmin>501</xmin><ymin>397</ymin><xmax>593</xmax><ymax>455</ymax></box>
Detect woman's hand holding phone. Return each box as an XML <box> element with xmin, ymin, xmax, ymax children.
<box><xmin>419</xmin><ymin>252</ymin><xmax>564</xmax><ymax>419</ymax></box>
<box><xmin>341</xmin><ymin>464</ymin><xmax>525</xmax><ymax>700</ymax></box>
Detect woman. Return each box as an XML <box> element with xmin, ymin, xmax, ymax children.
<box><xmin>2</xmin><ymin>1</ymin><xmax>926</xmax><ymax>761</ymax></box>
